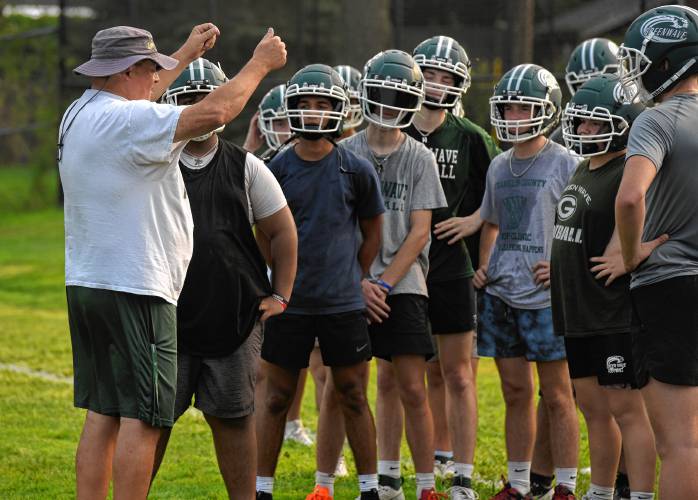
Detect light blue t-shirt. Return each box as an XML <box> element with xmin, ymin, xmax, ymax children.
<box><xmin>480</xmin><ymin>140</ymin><xmax>579</xmax><ymax>309</ymax></box>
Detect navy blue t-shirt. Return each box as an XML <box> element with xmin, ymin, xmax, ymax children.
<box><xmin>268</xmin><ymin>145</ymin><xmax>385</xmax><ymax>314</ymax></box>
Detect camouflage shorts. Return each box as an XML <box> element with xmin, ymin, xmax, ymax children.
<box><xmin>477</xmin><ymin>292</ymin><xmax>566</xmax><ymax>362</ymax></box>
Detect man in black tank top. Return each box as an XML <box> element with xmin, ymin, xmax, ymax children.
<box><xmin>149</xmin><ymin>58</ymin><xmax>298</xmax><ymax>499</ymax></box>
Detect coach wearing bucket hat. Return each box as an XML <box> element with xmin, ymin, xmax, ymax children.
<box><xmin>58</xmin><ymin>23</ymin><xmax>286</xmax><ymax>500</ymax></box>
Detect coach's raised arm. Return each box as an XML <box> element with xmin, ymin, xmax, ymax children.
<box><xmin>173</xmin><ymin>26</ymin><xmax>287</xmax><ymax>142</ymax></box>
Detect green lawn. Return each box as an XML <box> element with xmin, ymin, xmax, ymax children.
<box><xmin>0</xmin><ymin>167</ymin><xmax>591</xmax><ymax>499</ymax></box>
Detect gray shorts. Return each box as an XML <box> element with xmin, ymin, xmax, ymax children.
<box><xmin>174</xmin><ymin>322</ymin><xmax>262</xmax><ymax>420</ymax></box>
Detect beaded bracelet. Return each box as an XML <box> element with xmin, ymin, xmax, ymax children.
<box><xmin>271</xmin><ymin>293</ymin><xmax>288</xmax><ymax>311</ymax></box>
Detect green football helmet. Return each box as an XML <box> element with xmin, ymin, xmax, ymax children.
<box><xmin>334</xmin><ymin>65</ymin><xmax>363</xmax><ymax>129</ymax></box>
<box><xmin>562</xmin><ymin>74</ymin><xmax>645</xmax><ymax>157</ymax></box>
<box><xmin>619</xmin><ymin>4</ymin><xmax>698</xmax><ymax>103</ymax></box>
<box><xmin>285</xmin><ymin>64</ymin><xmax>348</xmax><ymax>137</ymax></box>
<box><xmin>258</xmin><ymin>84</ymin><xmax>291</xmax><ymax>150</ymax></box>
<box><xmin>490</xmin><ymin>64</ymin><xmax>562</xmax><ymax>143</ymax></box>
<box><xmin>163</xmin><ymin>57</ymin><xmax>228</xmax><ymax>141</ymax></box>
<box><xmin>360</xmin><ymin>50</ymin><xmax>425</xmax><ymax>128</ymax></box>
<box><xmin>565</xmin><ymin>38</ymin><xmax>620</xmax><ymax>95</ymax></box>
<box><xmin>413</xmin><ymin>35</ymin><xmax>471</xmax><ymax>108</ymax></box>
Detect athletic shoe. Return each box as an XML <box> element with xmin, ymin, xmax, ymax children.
<box><xmin>419</xmin><ymin>488</ymin><xmax>448</xmax><ymax>500</ymax></box>
<box><xmin>378</xmin><ymin>475</ymin><xmax>406</xmax><ymax>500</ymax></box>
<box><xmin>305</xmin><ymin>485</ymin><xmax>333</xmax><ymax>500</ymax></box>
<box><xmin>356</xmin><ymin>489</ymin><xmax>381</xmax><ymax>500</ymax></box>
<box><xmin>284</xmin><ymin>420</ymin><xmax>314</xmax><ymax>446</ymax></box>
<box><xmin>551</xmin><ymin>485</ymin><xmax>575</xmax><ymax>500</ymax></box>
<box><xmin>531</xmin><ymin>486</ymin><xmax>553</xmax><ymax>500</ymax></box>
<box><xmin>335</xmin><ymin>454</ymin><xmax>349</xmax><ymax>477</ymax></box>
<box><xmin>488</xmin><ymin>482</ymin><xmax>533</xmax><ymax>500</ymax></box>
<box><xmin>448</xmin><ymin>485</ymin><xmax>479</xmax><ymax>499</ymax></box>
<box><xmin>256</xmin><ymin>492</ymin><xmax>273</xmax><ymax>500</ymax></box>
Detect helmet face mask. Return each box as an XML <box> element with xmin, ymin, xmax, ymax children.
<box><xmin>285</xmin><ymin>64</ymin><xmax>348</xmax><ymax>137</ymax></box>
<box><xmin>562</xmin><ymin>105</ymin><xmax>627</xmax><ymax>157</ymax></box>
<box><xmin>489</xmin><ymin>64</ymin><xmax>562</xmax><ymax>143</ymax></box>
<box><xmin>413</xmin><ymin>36</ymin><xmax>471</xmax><ymax>109</ymax></box>
<box><xmin>334</xmin><ymin>65</ymin><xmax>363</xmax><ymax>129</ymax></box>
<box><xmin>360</xmin><ymin>50</ymin><xmax>425</xmax><ymax>129</ymax></box>
<box><xmin>258</xmin><ymin>84</ymin><xmax>291</xmax><ymax>150</ymax></box>
<box><xmin>619</xmin><ymin>5</ymin><xmax>698</xmax><ymax>103</ymax></box>
<box><xmin>164</xmin><ymin>58</ymin><xmax>228</xmax><ymax>139</ymax></box>
<box><xmin>561</xmin><ymin>74</ymin><xmax>644</xmax><ymax>157</ymax></box>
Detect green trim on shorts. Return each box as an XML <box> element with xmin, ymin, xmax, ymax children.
<box><xmin>67</xmin><ymin>286</ymin><xmax>177</xmax><ymax>427</ymax></box>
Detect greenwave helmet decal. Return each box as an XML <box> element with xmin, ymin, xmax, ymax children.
<box><xmin>258</xmin><ymin>84</ymin><xmax>291</xmax><ymax>150</ymax></box>
<box><xmin>565</xmin><ymin>38</ymin><xmax>620</xmax><ymax>95</ymax></box>
<box><xmin>334</xmin><ymin>65</ymin><xmax>363</xmax><ymax>129</ymax></box>
<box><xmin>285</xmin><ymin>64</ymin><xmax>348</xmax><ymax>138</ymax></box>
<box><xmin>359</xmin><ymin>50</ymin><xmax>425</xmax><ymax>129</ymax></box>
<box><xmin>413</xmin><ymin>35</ymin><xmax>471</xmax><ymax>108</ymax></box>
<box><xmin>619</xmin><ymin>4</ymin><xmax>698</xmax><ymax>103</ymax></box>
<box><xmin>164</xmin><ymin>57</ymin><xmax>228</xmax><ymax>141</ymax></box>
<box><xmin>562</xmin><ymin>74</ymin><xmax>645</xmax><ymax>157</ymax></box>
<box><xmin>490</xmin><ymin>64</ymin><xmax>562</xmax><ymax>143</ymax></box>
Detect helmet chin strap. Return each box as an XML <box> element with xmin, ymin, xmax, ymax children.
<box><xmin>190</xmin><ymin>124</ymin><xmax>225</xmax><ymax>142</ymax></box>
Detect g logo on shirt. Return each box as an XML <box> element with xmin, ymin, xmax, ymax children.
<box><xmin>557</xmin><ymin>194</ymin><xmax>577</xmax><ymax>221</ymax></box>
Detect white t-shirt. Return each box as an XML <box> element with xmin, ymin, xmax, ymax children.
<box><xmin>59</xmin><ymin>89</ymin><xmax>193</xmax><ymax>305</ymax></box>
<box><xmin>180</xmin><ymin>144</ymin><xmax>287</xmax><ymax>225</ymax></box>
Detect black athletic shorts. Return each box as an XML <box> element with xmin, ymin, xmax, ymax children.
<box><xmin>631</xmin><ymin>275</ymin><xmax>698</xmax><ymax>388</ymax></box>
<box><xmin>262</xmin><ymin>310</ymin><xmax>370</xmax><ymax>370</ymax></box>
<box><xmin>565</xmin><ymin>333</ymin><xmax>637</xmax><ymax>388</ymax></box>
<box><xmin>368</xmin><ymin>294</ymin><xmax>433</xmax><ymax>361</ymax></box>
<box><xmin>427</xmin><ymin>277</ymin><xmax>477</xmax><ymax>334</ymax></box>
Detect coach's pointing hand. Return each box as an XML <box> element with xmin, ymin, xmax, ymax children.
<box><xmin>252</xmin><ymin>28</ymin><xmax>287</xmax><ymax>73</ymax></box>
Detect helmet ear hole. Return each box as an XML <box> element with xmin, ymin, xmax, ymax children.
<box><xmin>659</xmin><ymin>59</ymin><xmax>671</xmax><ymax>72</ymax></box>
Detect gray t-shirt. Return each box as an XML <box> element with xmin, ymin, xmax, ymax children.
<box><xmin>480</xmin><ymin>141</ymin><xmax>579</xmax><ymax>309</ymax></box>
<box><xmin>341</xmin><ymin>131</ymin><xmax>447</xmax><ymax>296</ymax></box>
<box><xmin>626</xmin><ymin>94</ymin><xmax>698</xmax><ymax>289</ymax></box>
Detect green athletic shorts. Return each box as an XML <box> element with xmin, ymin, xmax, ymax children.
<box><xmin>67</xmin><ymin>286</ymin><xmax>177</xmax><ymax>427</ymax></box>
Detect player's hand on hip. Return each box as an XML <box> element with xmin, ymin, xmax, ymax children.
<box><xmin>259</xmin><ymin>296</ymin><xmax>285</xmax><ymax>322</ymax></box>
<box><xmin>590</xmin><ymin>251</ymin><xmax>627</xmax><ymax>287</ymax></box>
<box><xmin>181</xmin><ymin>23</ymin><xmax>220</xmax><ymax>61</ymax></box>
<box><xmin>622</xmin><ymin>233</ymin><xmax>669</xmax><ymax>273</ymax></box>
<box><xmin>252</xmin><ymin>28</ymin><xmax>287</xmax><ymax>72</ymax></box>
<box><xmin>473</xmin><ymin>265</ymin><xmax>488</xmax><ymax>289</ymax></box>
<box><xmin>532</xmin><ymin>260</ymin><xmax>551</xmax><ymax>288</ymax></box>
<box><xmin>361</xmin><ymin>279</ymin><xmax>391</xmax><ymax>324</ymax></box>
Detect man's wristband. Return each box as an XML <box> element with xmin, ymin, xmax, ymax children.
<box><xmin>271</xmin><ymin>293</ymin><xmax>288</xmax><ymax>311</ymax></box>
<box><xmin>375</xmin><ymin>279</ymin><xmax>393</xmax><ymax>293</ymax></box>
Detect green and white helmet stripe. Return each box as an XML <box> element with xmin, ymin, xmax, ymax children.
<box><xmin>163</xmin><ymin>57</ymin><xmax>228</xmax><ymax>141</ymax></box>
<box><xmin>258</xmin><ymin>84</ymin><xmax>291</xmax><ymax>150</ymax></box>
<box><xmin>413</xmin><ymin>35</ymin><xmax>471</xmax><ymax>108</ymax></box>
<box><xmin>565</xmin><ymin>38</ymin><xmax>620</xmax><ymax>95</ymax></box>
<box><xmin>490</xmin><ymin>63</ymin><xmax>562</xmax><ymax>143</ymax></box>
<box><xmin>333</xmin><ymin>65</ymin><xmax>363</xmax><ymax>129</ymax></box>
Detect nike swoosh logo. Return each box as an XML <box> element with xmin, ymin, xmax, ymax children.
<box><xmin>513</xmin><ymin>468</ymin><xmax>527</xmax><ymax>472</ymax></box>
<box><xmin>356</xmin><ymin>344</ymin><xmax>368</xmax><ymax>352</ymax></box>
<box><xmin>389</xmin><ymin>466</ymin><xmax>400</xmax><ymax>470</ymax></box>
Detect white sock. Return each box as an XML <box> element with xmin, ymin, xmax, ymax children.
<box><xmin>256</xmin><ymin>476</ymin><xmax>274</xmax><ymax>494</ymax></box>
<box><xmin>555</xmin><ymin>467</ymin><xmax>578</xmax><ymax>491</ymax></box>
<box><xmin>285</xmin><ymin>419</ymin><xmax>301</xmax><ymax>431</ymax></box>
<box><xmin>315</xmin><ymin>471</ymin><xmax>335</xmax><ymax>496</ymax></box>
<box><xmin>630</xmin><ymin>493</ymin><xmax>654</xmax><ymax>500</ymax></box>
<box><xmin>378</xmin><ymin>460</ymin><xmax>401</xmax><ymax>479</ymax></box>
<box><xmin>453</xmin><ymin>463</ymin><xmax>474</xmax><ymax>479</ymax></box>
<box><xmin>359</xmin><ymin>474</ymin><xmax>379</xmax><ymax>492</ymax></box>
<box><xmin>586</xmin><ymin>483</ymin><xmax>614</xmax><ymax>500</ymax></box>
<box><xmin>415</xmin><ymin>472</ymin><xmax>435</xmax><ymax>497</ymax></box>
<box><xmin>435</xmin><ymin>450</ymin><xmax>453</xmax><ymax>459</ymax></box>
<box><xmin>508</xmin><ymin>461</ymin><xmax>531</xmax><ymax>495</ymax></box>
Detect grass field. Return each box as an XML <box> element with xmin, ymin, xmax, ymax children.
<box><xmin>0</xmin><ymin>167</ymin><xmax>591</xmax><ymax>499</ymax></box>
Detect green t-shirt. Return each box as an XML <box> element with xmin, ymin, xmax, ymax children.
<box><xmin>406</xmin><ymin>113</ymin><xmax>500</xmax><ymax>282</ymax></box>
